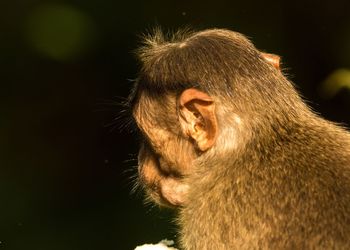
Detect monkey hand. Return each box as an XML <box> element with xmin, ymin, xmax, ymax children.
<box><xmin>139</xmin><ymin>152</ymin><xmax>189</xmax><ymax>207</ymax></box>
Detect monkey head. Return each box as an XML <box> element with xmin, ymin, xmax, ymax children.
<box><xmin>130</xmin><ymin>29</ymin><xmax>284</xmax><ymax>208</ymax></box>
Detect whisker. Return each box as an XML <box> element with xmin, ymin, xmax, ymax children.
<box><xmin>94</xmin><ymin>95</ymin><xmax>139</xmax><ymax>134</ymax></box>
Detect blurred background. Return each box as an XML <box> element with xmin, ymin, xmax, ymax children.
<box><xmin>1</xmin><ymin>0</ymin><xmax>350</xmax><ymax>249</ymax></box>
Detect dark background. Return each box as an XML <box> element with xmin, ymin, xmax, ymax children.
<box><xmin>1</xmin><ymin>0</ymin><xmax>350</xmax><ymax>249</ymax></box>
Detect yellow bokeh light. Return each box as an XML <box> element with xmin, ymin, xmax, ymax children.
<box><xmin>319</xmin><ymin>69</ymin><xmax>350</xmax><ymax>99</ymax></box>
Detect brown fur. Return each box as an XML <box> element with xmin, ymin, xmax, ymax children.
<box><xmin>130</xmin><ymin>28</ymin><xmax>350</xmax><ymax>249</ymax></box>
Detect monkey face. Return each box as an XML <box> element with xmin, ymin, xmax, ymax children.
<box><xmin>132</xmin><ymin>89</ymin><xmax>218</xmax><ymax>207</ymax></box>
<box><xmin>133</xmin><ymin>97</ymin><xmax>194</xmax><ymax>207</ymax></box>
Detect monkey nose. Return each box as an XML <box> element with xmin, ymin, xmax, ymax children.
<box><xmin>139</xmin><ymin>154</ymin><xmax>162</xmax><ymax>186</ymax></box>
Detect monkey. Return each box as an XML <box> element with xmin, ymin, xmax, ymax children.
<box><xmin>128</xmin><ymin>28</ymin><xmax>350</xmax><ymax>249</ymax></box>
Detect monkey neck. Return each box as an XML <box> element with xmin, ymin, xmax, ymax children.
<box><xmin>190</xmin><ymin>104</ymin><xmax>344</xmax><ymax>193</ymax></box>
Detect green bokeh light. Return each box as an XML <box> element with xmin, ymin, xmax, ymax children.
<box><xmin>319</xmin><ymin>69</ymin><xmax>350</xmax><ymax>99</ymax></box>
<box><xmin>25</xmin><ymin>4</ymin><xmax>96</xmax><ymax>61</ymax></box>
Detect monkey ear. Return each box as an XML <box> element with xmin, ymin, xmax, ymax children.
<box><xmin>261</xmin><ymin>52</ymin><xmax>281</xmax><ymax>70</ymax></box>
<box><xmin>178</xmin><ymin>88</ymin><xmax>218</xmax><ymax>152</ymax></box>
